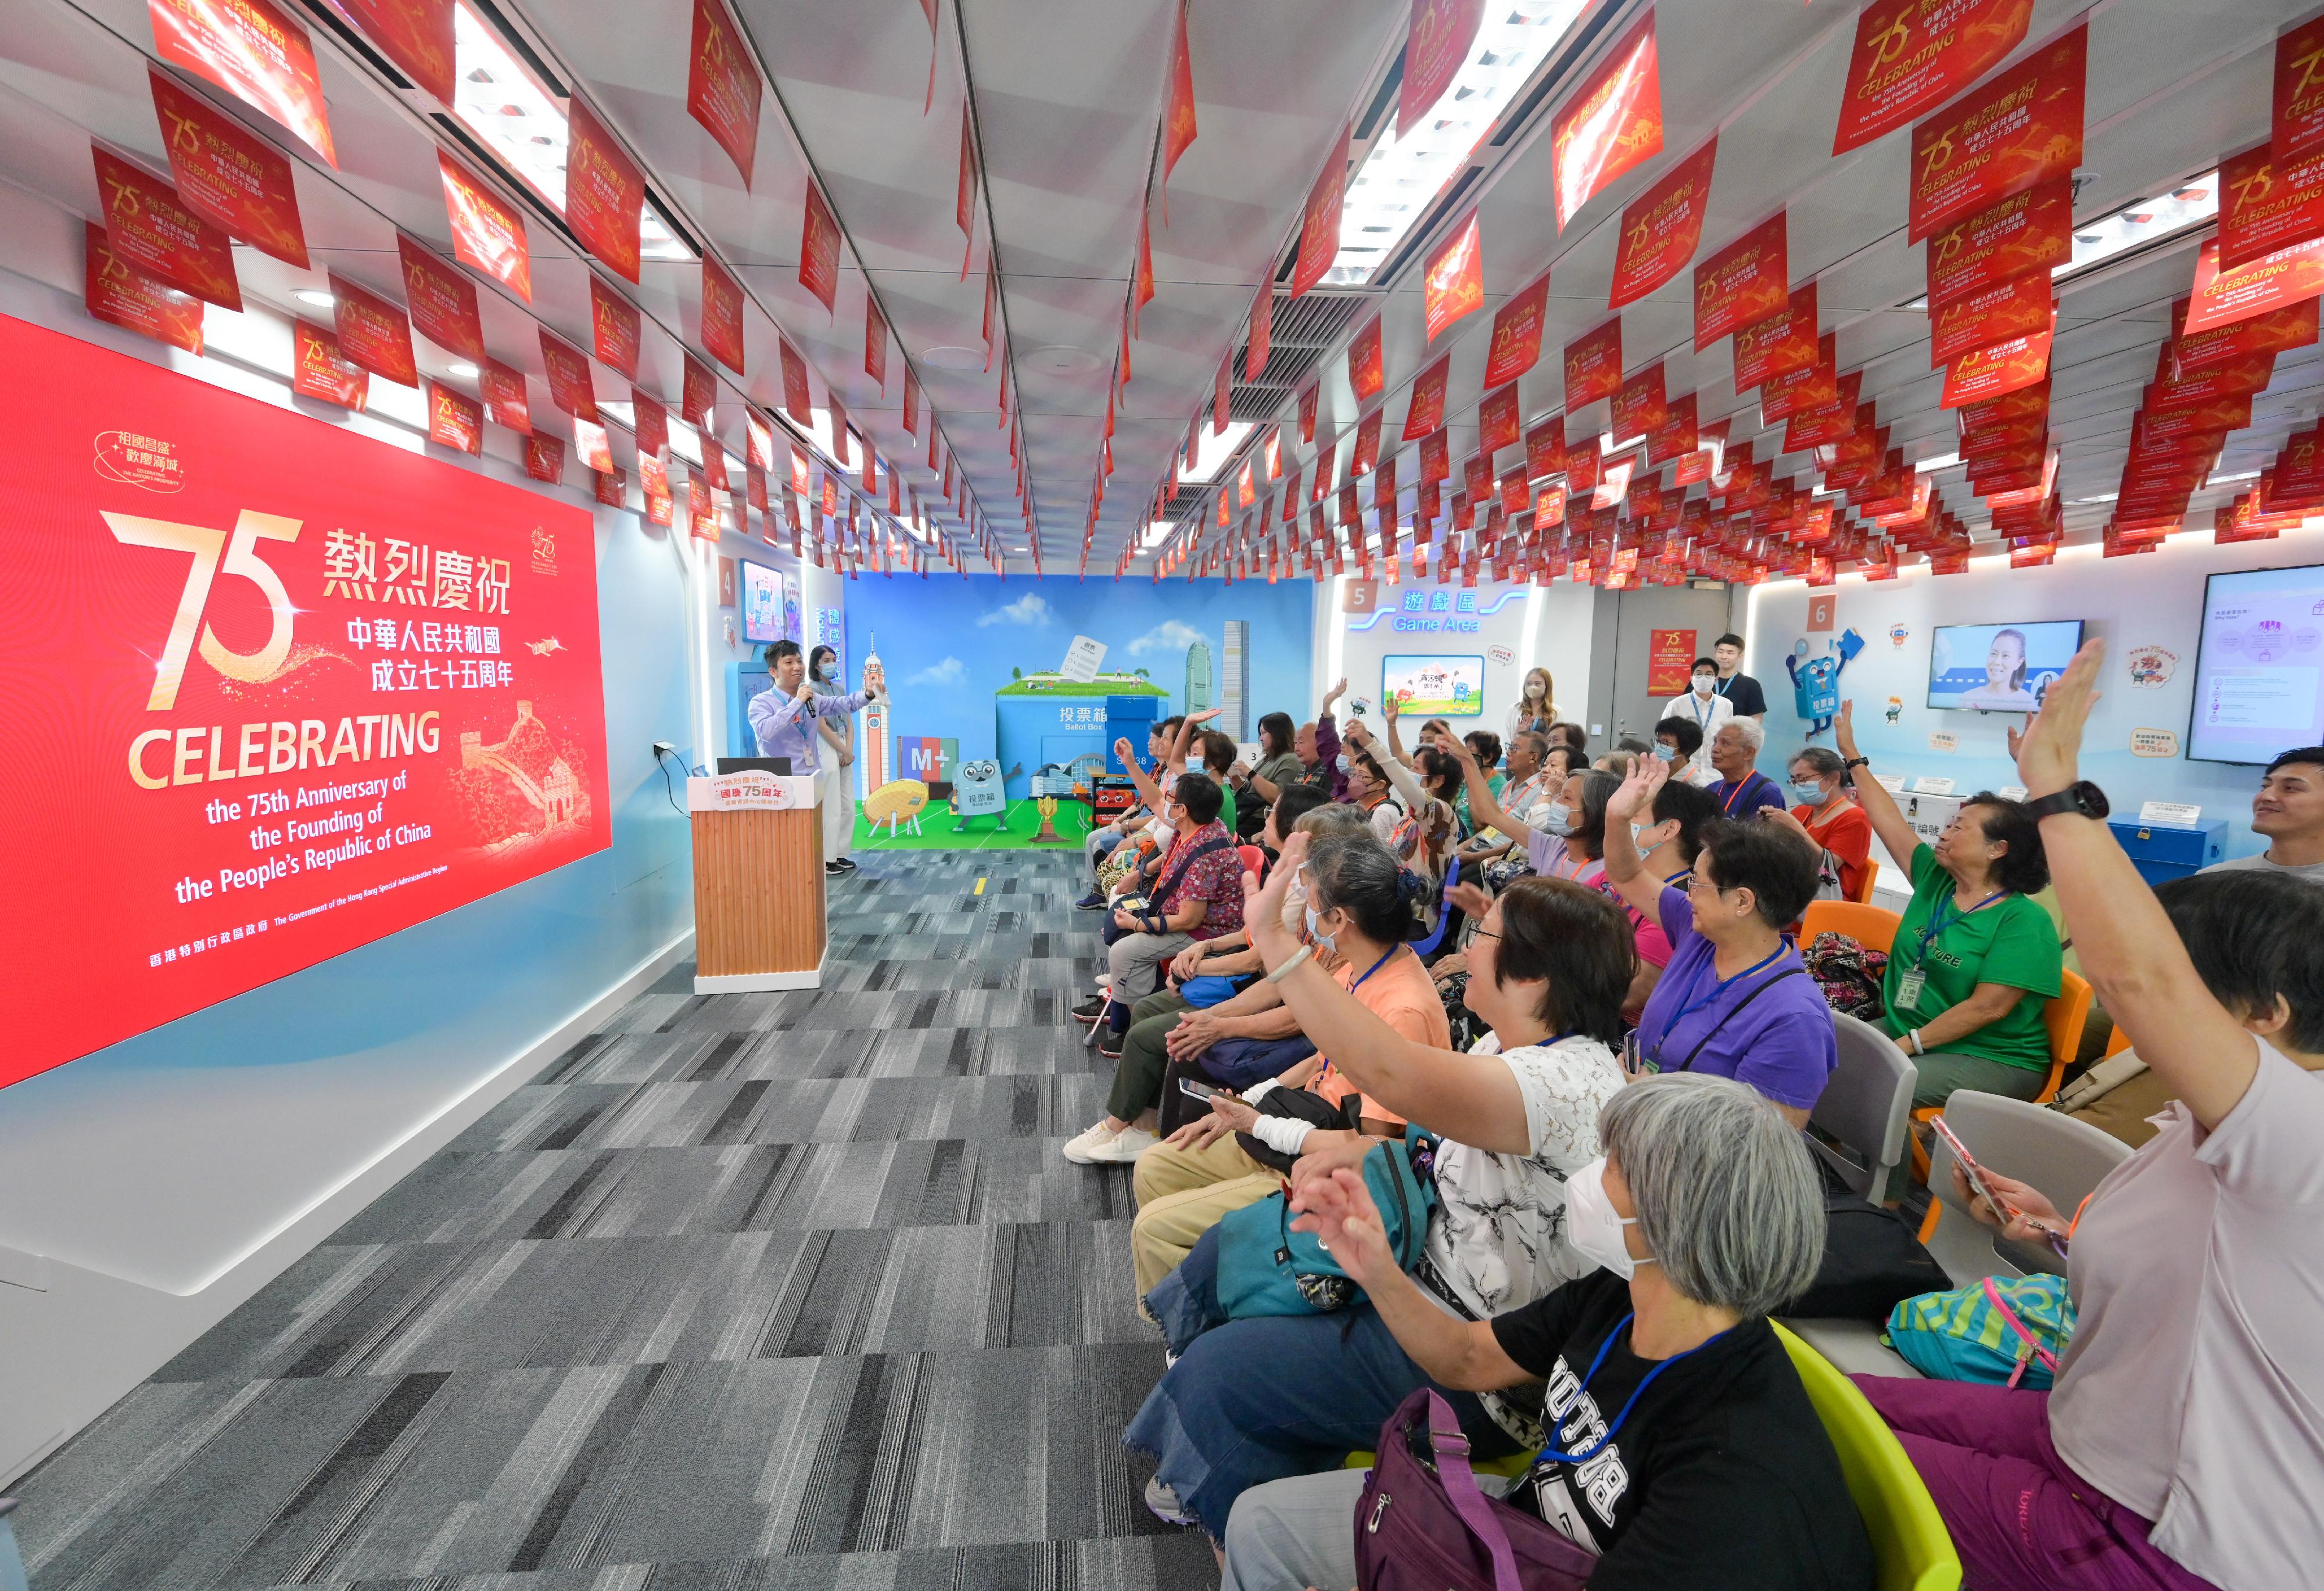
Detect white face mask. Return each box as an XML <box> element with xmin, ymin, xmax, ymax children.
<box><xmin>1692</xmin><ymin>676</ymin><xmax>1716</xmax><ymax>697</ymax></box>
<box><xmin>1565</xmin><ymin>1158</ymin><xmax>1648</xmax><ymax>1279</ymax></box>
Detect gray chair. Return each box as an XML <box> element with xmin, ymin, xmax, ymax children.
<box><xmin>1923</xmin><ymin>1090</ymin><xmax>2133</xmax><ymax>1288</ymax></box>
<box><xmin>1807</xmin><ymin>1011</ymin><xmax>1916</xmax><ymax>1199</ymax></box>
<box><xmin>1784</xmin><ymin>1012</ymin><xmax>1924</xmax><ymax>1377</ymax></box>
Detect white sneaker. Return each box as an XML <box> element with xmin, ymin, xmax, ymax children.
<box><xmin>1145</xmin><ymin>1475</ymin><xmax>1195</xmax><ymax>1526</ymax></box>
<box><xmin>1094</xmin><ymin>973</ymin><xmax>1112</xmax><ymax>989</ymax></box>
<box><xmin>1079</xmin><ymin>1125</ymin><xmax>1157</xmax><ymax>1164</ymax></box>
<box><xmin>1061</xmin><ymin>1121</ymin><xmax>1124</xmax><ymax>1163</ymax></box>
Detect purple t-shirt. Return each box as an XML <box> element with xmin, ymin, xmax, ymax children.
<box><xmin>1710</xmin><ymin>770</ymin><xmax>1785</xmax><ymax>820</ymax></box>
<box><xmin>1633</xmin><ymin>886</ymin><xmax>1837</xmax><ymax>1112</ymax></box>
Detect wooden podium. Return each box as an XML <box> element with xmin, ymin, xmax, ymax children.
<box><xmin>687</xmin><ymin>771</ymin><xmax>827</xmax><ymax>993</ymax></box>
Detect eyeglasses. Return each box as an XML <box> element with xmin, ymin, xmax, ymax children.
<box><xmin>1471</xmin><ymin>927</ymin><xmax>1502</xmax><ymax>942</ymax></box>
<box><xmin>1684</xmin><ymin>874</ymin><xmax>1724</xmax><ymax>895</ymax></box>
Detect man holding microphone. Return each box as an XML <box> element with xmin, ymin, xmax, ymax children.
<box><xmin>748</xmin><ymin>640</ymin><xmax>885</xmax><ymax>879</ymax></box>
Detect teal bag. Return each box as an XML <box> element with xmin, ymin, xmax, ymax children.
<box><xmin>1885</xmin><ymin>1273</ymin><xmax>2076</xmax><ymax>1389</ymax></box>
<box><xmin>1179</xmin><ymin>975</ymin><xmax>1240</xmax><ymax>1007</ymax></box>
<box><xmin>1214</xmin><ymin>1136</ymin><xmax>1437</xmax><ymax>1319</ymax></box>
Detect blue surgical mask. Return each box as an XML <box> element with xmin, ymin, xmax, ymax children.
<box><xmin>1653</xmin><ymin>744</ymin><xmax>1679</xmax><ymax>763</ymax></box>
<box><xmin>1335</xmin><ymin>753</ymin><xmax>1353</xmax><ymax>774</ymax></box>
<box><xmin>1303</xmin><ymin>903</ymin><xmax>1338</xmax><ymax>956</ymax></box>
<box><xmin>1789</xmin><ymin>780</ymin><xmax>1827</xmax><ymax>807</ymax></box>
<box><xmin>1631</xmin><ymin>821</ymin><xmax>1665</xmax><ymax>860</ymax></box>
<box><xmin>1538</xmin><ymin>801</ymin><xmax>1573</xmax><ymax>836</ymax></box>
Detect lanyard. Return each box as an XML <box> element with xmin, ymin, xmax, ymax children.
<box><xmin>1910</xmin><ymin>889</ymin><xmax>2008</xmax><ymax>966</ymax></box>
<box><xmin>1534</xmin><ymin>1312</ymin><xmax>1734</xmax><ymax>1465</ymax></box>
<box><xmin>1719</xmin><ymin>773</ymin><xmax>1766</xmax><ymax>814</ymax></box>
<box><xmin>1654</xmin><ymin>945</ymin><xmax>1786</xmax><ymax>1060</ymax></box>
<box><xmin>1713</xmin><ymin>674</ymin><xmax>1736</xmax><ymax>698</ymax></box>
<box><xmin>1349</xmin><ymin>945</ymin><xmax>1398</xmax><ymax>992</ymax></box>
<box><xmin>1687</xmin><ymin>693</ymin><xmax>1713</xmax><ymax>726</ymax></box>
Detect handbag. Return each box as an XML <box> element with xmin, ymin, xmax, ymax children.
<box><xmin>1214</xmin><ymin>1136</ymin><xmax>1437</xmax><ymax>1318</ymax></box>
<box><xmin>1887</xmin><ymin>1273</ymin><xmax>2076</xmax><ymax>1388</ymax></box>
<box><xmin>1098</xmin><ymin>836</ymin><xmax>1232</xmax><ymax>946</ymax></box>
<box><xmin>1783</xmin><ymin>1185</ymin><xmax>1951</xmax><ymax>1321</ymax></box>
<box><xmin>1354</xmin><ymin>1388</ymin><xmax>1595</xmax><ymax>1591</ymax></box>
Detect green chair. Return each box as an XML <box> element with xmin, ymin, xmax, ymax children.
<box><xmin>1773</xmin><ymin>1321</ymin><xmax>1962</xmax><ymax>1591</ymax></box>
<box><xmin>1342</xmin><ymin>1447</ymin><xmax>1532</xmax><ymax>1479</ymax></box>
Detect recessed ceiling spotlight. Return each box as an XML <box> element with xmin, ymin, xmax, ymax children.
<box><xmin>921</xmin><ymin>344</ymin><xmax>986</xmax><ymax>371</ymax></box>
<box><xmin>447</xmin><ymin>361</ymin><xmax>479</xmax><ymax>378</ymax></box>
<box><xmin>295</xmin><ymin>288</ymin><xmax>334</xmax><ymax>307</ymax></box>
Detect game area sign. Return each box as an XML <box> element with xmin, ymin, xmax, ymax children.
<box><xmin>0</xmin><ymin>314</ymin><xmax>610</xmax><ymax>1086</ymax></box>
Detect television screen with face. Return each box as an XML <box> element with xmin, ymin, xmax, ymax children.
<box><xmin>1926</xmin><ymin>620</ymin><xmax>2083</xmax><ymax>712</ymax></box>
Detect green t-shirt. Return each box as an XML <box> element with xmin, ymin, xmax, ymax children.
<box><xmin>1881</xmin><ymin>843</ymin><xmax>2062</xmax><ymax>1071</ymax></box>
<box><xmin>1217</xmin><ymin>784</ymin><xmax>1236</xmax><ymax>834</ymax></box>
<box><xmin>1252</xmin><ymin>750</ymin><xmax>1304</xmax><ymax>799</ymax></box>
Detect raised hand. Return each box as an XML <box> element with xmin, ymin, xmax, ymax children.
<box><xmin>1605</xmin><ymin>755</ymin><xmax>1666</xmax><ymax>823</ymax></box>
<box><xmin>1380</xmin><ymin>693</ymin><xmax>1400</xmax><ymax>723</ymax></box>
<box><xmin>1114</xmin><ymin>736</ymin><xmax>1137</xmax><ymax>767</ymax></box>
<box><xmin>1322</xmin><ymin>677</ymin><xmax>1349</xmax><ymax>709</ymax></box>
<box><xmin>1832</xmin><ymin>699</ymin><xmax>1860</xmax><ymax>761</ymax></box>
<box><xmin>1447</xmin><ymin>881</ymin><xmax>1494</xmax><ymax>921</ymax></box>
<box><xmin>1243</xmin><ymin>832</ymin><xmax>1307</xmax><ymax>962</ymax></box>
<box><xmin>2009</xmin><ymin>638</ymin><xmax>2104</xmax><ymax>799</ymax></box>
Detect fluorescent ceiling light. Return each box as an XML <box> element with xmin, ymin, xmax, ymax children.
<box><xmin>2054</xmin><ymin>171</ymin><xmax>2217</xmax><ymax>281</ymax></box>
<box><xmin>451</xmin><ymin>2</ymin><xmax>693</xmax><ymax>262</ymax></box>
<box><xmin>2208</xmin><ymin>468</ymin><xmax>2259</xmax><ymax>486</ymax></box>
<box><xmin>1914</xmin><ymin>452</ymin><xmax>1960</xmax><ymax>472</ymax></box>
<box><xmin>294</xmin><ymin>288</ymin><xmax>334</xmax><ymax>307</ymax></box>
<box><xmin>2071</xmin><ymin>491</ymin><xmax>2119</xmax><ymax>504</ymax></box>
<box><xmin>1181</xmin><ymin>420</ymin><xmax>1255</xmax><ymax>484</ymax></box>
<box><xmin>1326</xmin><ymin>1</ymin><xmax>1590</xmax><ymax>285</ymax></box>
<box><xmin>1139</xmin><ymin>519</ymin><xmax>1176</xmax><ymax>550</ymax></box>
<box><xmin>447</xmin><ymin>360</ymin><xmax>479</xmax><ymax>378</ymax></box>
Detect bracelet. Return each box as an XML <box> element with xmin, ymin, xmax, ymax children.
<box><xmin>1909</xmin><ymin>1029</ymin><xmax>1925</xmax><ymax>1055</ymax></box>
<box><xmin>1266</xmin><ymin>943</ymin><xmax>1315</xmax><ymax>983</ymax></box>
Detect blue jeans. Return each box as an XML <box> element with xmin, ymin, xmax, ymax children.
<box><xmin>1125</xmin><ymin>1230</ymin><xmax>1515</xmax><ymax>1540</ymax></box>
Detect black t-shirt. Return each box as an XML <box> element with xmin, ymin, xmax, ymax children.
<box><xmin>1715</xmin><ymin>671</ymin><xmax>1768</xmax><ymax>717</ymax></box>
<box><xmin>1487</xmin><ymin>1273</ymin><xmax>1874</xmax><ymax>1591</ymax></box>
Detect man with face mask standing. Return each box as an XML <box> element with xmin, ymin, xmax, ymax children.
<box><xmin>1660</xmin><ymin>658</ymin><xmax>1735</xmax><ymax>784</ymax></box>
<box><xmin>749</xmin><ymin>640</ymin><xmax>886</xmax><ymax>879</ymax></box>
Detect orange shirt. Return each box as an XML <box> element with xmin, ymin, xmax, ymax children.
<box><xmin>1310</xmin><ymin>946</ymin><xmax>1449</xmax><ymax>1126</ymax></box>
<box><xmin>1798</xmin><ymin>800</ymin><xmax>1874</xmax><ymax>900</ymax></box>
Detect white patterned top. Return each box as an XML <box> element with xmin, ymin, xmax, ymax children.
<box><xmin>1418</xmin><ymin>1030</ymin><xmax>1626</xmax><ymax>1445</ymax></box>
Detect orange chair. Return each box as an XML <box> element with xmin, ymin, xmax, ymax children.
<box><xmin>1801</xmin><ymin>900</ymin><xmax>1902</xmax><ymax>954</ymax></box>
<box><xmin>1909</xmin><ymin>967</ymin><xmax>2092</xmax><ymax>1185</ymax></box>
<box><xmin>1850</xmin><ymin>857</ymin><xmax>1881</xmax><ymax>905</ymax></box>
<box><xmin>1236</xmin><ymin>844</ymin><xmax>1266</xmax><ymax>881</ymax></box>
<box><xmin>2103</xmin><ymin>1020</ymin><xmax>2132</xmax><ymax>1059</ymax></box>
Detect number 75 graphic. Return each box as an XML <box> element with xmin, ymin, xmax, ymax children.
<box><xmin>103</xmin><ymin>510</ymin><xmax>303</xmax><ymax>711</ymax></box>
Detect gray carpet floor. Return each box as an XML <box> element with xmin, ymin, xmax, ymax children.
<box><xmin>13</xmin><ymin>851</ymin><xmax>1211</xmax><ymax>1590</ymax></box>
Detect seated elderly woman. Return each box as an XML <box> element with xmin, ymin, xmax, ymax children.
<box><xmin>1441</xmin><ymin>734</ymin><xmax>1619</xmax><ymax>886</ymax></box>
<box><xmin>1124</xmin><ymin>836</ymin><xmax>1636</xmax><ymax>1540</ymax></box>
<box><xmin>1127</xmin><ymin>832</ymin><xmax>1446</xmax><ymax>1295</ymax></box>
<box><xmin>1858</xmin><ymin>640</ymin><xmax>2324</xmax><ymax>1591</ymax></box>
<box><xmin>1598</xmin><ymin>758</ymin><xmax>1838</xmax><ymax>1125</ymax></box>
<box><xmin>1606</xmin><ymin>776</ymin><xmax>1722</xmax><ymax>1021</ymax></box>
<box><xmin>1220</xmin><ymin>1074</ymin><xmax>1874</xmax><ymax>1591</ymax></box>
<box><xmin>1063</xmin><ymin>788</ymin><xmax>1342</xmax><ymax>1163</ymax></box>
<box><xmin>1075</xmin><ymin>752</ymin><xmax>1246</xmax><ymax>1039</ymax></box>
<box><xmin>1652</xmin><ymin>714</ymin><xmax>1716</xmax><ymax>788</ymax></box>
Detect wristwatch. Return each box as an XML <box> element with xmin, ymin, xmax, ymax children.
<box><xmin>2025</xmin><ymin>780</ymin><xmax>2110</xmax><ymax>821</ymax></box>
<box><xmin>1842</xmin><ymin>756</ymin><xmax>1870</xmax><ymax>772</ymax></box>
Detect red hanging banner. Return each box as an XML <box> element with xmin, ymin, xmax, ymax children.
<box><xmin>332</xmin><ymin>0</ymin><xmax>456</xmax><ymax>105</ymax></box>
<box><xmin>93</xmin><ymin>145</ymin><xmax>241</xmax><ymax>310</ymax></box>
<box><xmin>426</xmin><ymin>379</ymin><xmax>482</xmax><ymax>454</ymax></box>
<box><xmin>687</xmin><ymin>0</ymin><xmax>762</xmax><ymax>186</ymax></box>
<box><xmin>147</xmin><ymin>67</ymin><xmax>307</xmax><ymax>268</ymax></box>
<box><xmin>1422</xmin><ymin>210</ymin><xmax>1484</xmax><ymax>341</ymax></box>
<box><xmin>1482</xmin><ymin>270</ymin><xmax>1551</xmax><ymax>389</ymax></box>
<box><xmin>328</xmin><ymin>271</ymin><xmax>415</xmax><ymax>386</ymax></box>
<box><xmin>396</xmin><ymin>232</ymin><xmax>484</xmax><ymax>361</ymax></box>
<box><xmin>1400</xmin><ymin>0</ymin><xmax>1487</xmax><ymax>135</ymax></box>
<box><xmin>1160</xmin><ymin>0</ymin><xmax>1199</xmax><ymax>216</ymax></box>
<box><xmin>84</xmin><ymin>217</ymin><xmax>203</xmax><ymax>353</ymax></box>
<box><xmin>1609</xmin><ymin>136</ymin><xmax>1716</xmax><ymax>308</ymax></box>
<box><xmin>2183</xmin><ymin>235</ymin><xmax>2324</xmax><ymax>335</ymax></box>
<box><xmin>1550</xmin><ymin>9</ymin><xmax>1662</xmax><ymax>231</ymax></box>
<box><xmin>2275</xmin><ymin>13</ymin><xmax>2324</xmax><ymax>163</ymax></box>
<box><xmin>1349</xmin><ymin>314</ymin><xmax>1386</xmax><ymax>401</ymax></box>
<box><xmin>1732</xmin><ymin>281</ymin><xmax>1818</xmax><ymax>390</ymax></box>
<box><xmin>682</xmin><ymin>353</ymin><xmax>716</xmax><ymax>426</ymax></box>
<box><xmin>2218</xmin><ymin>138</ymin><xmax>2324</xmax><ymax>273</ymax></box>
<box><xmin>2171</xmin><ymin>295</ymin><xmax>2319</xmax><ymax>372</ymax></box>
<box><xmin>1940</xmin><ymin>317</ymin><xmax>2053</xmax><ymax>408</ymax></box>
<box><xmin>1245</xmin><ymin>276</ymin><xmax>1272</xmax><ymax>380</ymax></box>
<box><xmin>1404</xmin><ymin>351</ymin><xmax>1451</xmax><ymax>440</ymax></box>
<box><xmin>148</xmin><ymin>0</ymin><xmax>335</xmax><ymax>165</ymax></box>
<box><xmin>292</xmin><ymin>317</ymin><xmax>365</xmax><ymax>407</ymax></box>
<box><xmin>1830</xmin><ymin>0</ymin><xmax>2035</xmax><ymax>155</ymax></box>
<box><xmin>478</xmin><ymin>358</ymin><xmax>529</xmax><ymax>432</ymax></box>
<box><xmin>1298</xmin><ymin>380</ymin><xmax>1319</xmax><ymax>443</ymax></box>
<box><xmin>701</xmin><ymin>252</ymin><xmax>747</xmax><ymax>374</ymax></box>
<box><xmin>565</xmin><ymin>96</ymin><xmax>644</xmax><ymax>283</ymax></box>
<box><xmin>778</xmin><ymin>335</ymin><xmax>813</xmax><ymax>422</ymax></box>
<box><xmin>1562</xmin><ymin>317</ymin><xmax>1623</xmax><ymax>408</ymax></box>
<box><xmin>1929</xmin><ymin>270</ymin><xmax>2052</xmax><ymax>365</ymax></box>
<box><xmin>595</xmin><ymin>467</ymin><xmax>626</xmax><ymax>508</ymax></box>
<box><xmin>538</xmin><ymin>328</ymin><xmax>598</xmax><ymax>421</ymax></box>
<box><xmin>1907</xmin><ymin>24</ymin><xmax>2085</xmax><ymax>243</ymax></box>
<box><xmin>630</xmin><ymin>387</ymin><xmax>668</xmax><ymax>459</ymax></box>
<box><xmin>437</xmin><ymin>152</ymin><xmax>530</xmax><ymax>302</ymax></box>
<box><xmin>1924</xmin><ymin>174</ymin><xmax>2072</xmax><ymax>307</ymax></box>
<box><xmin>799</xmin><ymin>184</ymin><xmax>841</xmax><ymax>313</ymax></box>
<box><xmin>956</xmin><ymin>106</ymin><xmax>978</xmax><ymax>277</ymax></box>
<box><xmin>590</xmin><ymin>275</ymin><xmax>640</xmax><ymax>379</ymax></box>
<box><xmin>1611</xmin><ymin>362</ymin><xmax>1667</xmax><ymax>439</ymax></box>
<box><xmin>1290</xmin><ymin>121</ymin><xmax>1353</xmax><ymax>297</ymax></box>
<box><xmin>525</xmin><ymin>432</ymin><xmax>565</xmax><ymax>484</ymax></box>
<box><xmin>1526</xmin><ymin>419</ymin><xmax>1566</xmax><ymax>480</ymax></box>
<box><xmin>1692</xmin><ymin>211</ymin><xmax>1787</xmax><ymax>350</ymax></box>
<box><xmin>1478</xmin><ymin>381</ymin><xmax>1520</xmax><ymax>455</ymax></box>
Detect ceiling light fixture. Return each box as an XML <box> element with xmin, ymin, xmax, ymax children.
<box><xmin>295</xmin><ymin>288</ymin><xmax>334</xmax><ymax>307</ymax></box>
<box><xmin>1179</xmin><ymin>421</ymin><xmax>1256</xmax><ymax>484</ymax></box>
<box><xmin>1914</xmin><ymin>452</ymin><xmax>1961</xmax><ymax>472</ymax></box>
<box><xmin>1325</xmin><ymin>0</ymin><xmax>1591</xmax><ymax>285</ymax></box>
<box><xmin>449</xmin><ymin>1</ymin><xmax>692</xmax><ymax>261</ymax></box>
<box><xmin>2052</xmin><ymin>171</ymin><xmax>2217</xmax><ymax>282</ymax></box>
<box><xmin>447</xmin><ymin>360</ymin><xmax>479</xmax><ymax>378</ymax></box>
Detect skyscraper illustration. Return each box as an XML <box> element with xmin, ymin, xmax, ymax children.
<box><xmin>858</xmin><ymin>632</ymin><xmax>892</xmax><ymax>798</ymax></box>
<box><xmin>1185</xmin><ymin>639</ymin><xmax>1213</xmax><ymax>717</ymax></box>
<box><xmin>1220</xmin><ymin>620</ymin><xmax>1250</xmax><ymax>739</ymax></box>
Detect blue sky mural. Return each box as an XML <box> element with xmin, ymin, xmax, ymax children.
<box><xmin>844</xmin><ymin>576</ymin><xmax>1314</xmax><ymax>776</ymax></box>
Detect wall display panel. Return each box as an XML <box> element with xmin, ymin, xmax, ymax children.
<box><xmin>2187</xmin><ymin>563</ymin><xmax>2324</xmax><ymax>764</ymax></box>
<box><xmin>0</xmin><ymin>314</ymin><xmax>611</xmax><ymax>1086</ymax></box>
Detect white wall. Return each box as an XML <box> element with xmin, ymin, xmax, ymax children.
<box><xmin>1744</xmin><ymin>526</ymin><xmax>2324</xmax><ymax>860</ymax></box>
<box><xmin>1312</xmin><ymin>574</ymin><xmax>1601</xmax><ymax>745</ymax></box>
<box><xmin>0</xmin><ymin>227</ymin><xmax>702</xmax><ymax>1485</ymax></box>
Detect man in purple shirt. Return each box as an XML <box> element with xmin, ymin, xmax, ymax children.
<box><xmin>749</xmin><ymin>640</ymin><xmax>881</xmax><ymax>875</ymax></box>
<box><xmin>1600</xmin><ymin>759</ymin><xmax>1836</xmax><ymax>1123</ymax></box>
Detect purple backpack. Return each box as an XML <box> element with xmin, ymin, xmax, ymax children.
<box><xmin>1354</xmin><ymin>1389</ymin><xmax>1596</xmax><ymax>1591</ymax></box>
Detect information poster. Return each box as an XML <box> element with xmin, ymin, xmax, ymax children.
<box><xmin>1647</xmin><ymin>627</ymin><xmax>1697</xmax><ymax>694</ymax></box>
<box><xmin>0</xmin><ymin>314</ymin><xmax>609</xmax><ymax>1086</ymax></box>
<box><xmin>1382</xmin><ymin>653</ymin><xmax>1486</xmax><ymax>717</ymax></box>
